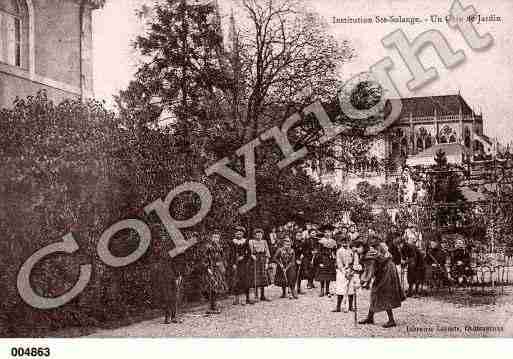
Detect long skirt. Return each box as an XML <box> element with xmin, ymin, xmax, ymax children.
<box><xmin>232</xmin><ymin>260</ymin><xmax>251</xmax><ymax>295</ymax></box>
<box><xmin>298</xmin><ymin>256</ymin><xmax>314</xmax><ymax>280</ymax></box>
<box><xmin>275</xmin><ymin>264</ymin><xmax>297</xmax><ymax>288</ymax></box>
<box><xmin>267</xmin><ymin>263</ymin><xmax>277</xmax><ymax>284</ymax></box>
<box><xmin>152</xmin><ymin>264</ymin><xmax>177</xmax><ymax>311</ymax></box>
<box><xmin>249</xmin><ymin>254</ymin><xmax>269</xmax><ymax>287</ymax></box>
<box><xmin>334</xmin><ymin>269</ymin><xmax>356</xmax><ymax>295</ymax></box>
<box><xmin>370</xmin><ymin>260</ymin><xmax>406</xmax><ymax>313</ymax></box>
<box><xmin>315</xmin><ymin>264</ymin><xmax>336</xmax><ymax>282</ymax></box>
<box><xmin>407</xmin><ymin>264</ymin><xmax>425</xmax><ymax>285</ymax></box>
<box><xmin>199</xmin><ymin>266</ymin><xmax>229</xmax><ymax>295</ymax></box>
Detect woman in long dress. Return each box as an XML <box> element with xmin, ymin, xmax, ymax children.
<box><xmin>229</xmin><ymin>226</ymin><xmax>254</xmax><ymax>305</ymax></box>
<box><xmin>315</xmin><ymin>231</ymin><xmax>336</xmax><ymax>297</ymax></box>
<box><xmin>196</xmin><ymin>231</ymin><xmax>229</xmax><ymax>314</ymax></box>
<box><xmin>249</xmin><ymin>228</ymin><xmax>271</xmax><ymax>301</ymax></box>
<box><xmin>358</xmin><ymin>240</ymin><xmax>406</xmax><ymax>328</ymax></box>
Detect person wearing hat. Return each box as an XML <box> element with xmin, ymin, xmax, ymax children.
<box><xmin>358</xmin><ymin>240</ymin><xmax>406</xmax><ymax>328</ymax></box>
<box><xmin>229</xmin><ymin>226</ymin><xmax>254</xmax><ymax>305</ymax></box>
<box><xmin>273</xmin><ymin>236</ymin><xmax>298</xmax><ymax>299</ymax></box>
<box><xmin>348</xmin><ymin>223</ymin><xmax>359</xmax><ymax>242</ymax></box>
<box><xmin>450</xmin><ymin>237</ymin><xmax>473</xmax><ymax>286</ymax></box>
<box><xmin>424</xmin><ymin>232</ymin><xmax>449</xmax><ymax>287</ymax></box>
<box><xmin>249</xmin><ymin>228</ymin><xmax>271</xmax><ymax>301</ymax></box>
<box><xmin>293</xmin><ymin>229</ymin><xmax>310</xmax><ymax>295</ymax></box>
<box><xmin>400</xmin><ymin>228</ymin><xmax>425</xmax><ymax>297</ymax></box>
<box><xmin>305</xmin><ymin>228</ymin><xmax>320</xmax><ymax>289</ymax></box>
<box><xmin>314</xmin><ymin>226</ymin><xmax>337</xmax><ymax>297</ymax></box>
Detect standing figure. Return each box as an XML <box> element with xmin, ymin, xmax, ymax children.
<box><xmin>401</xmin><ymin>227</ymin><xmax>425</xmax><ymax>296</ymax></box>
<box><xmin>424</xmin><ymin>233</ymin><xmax>449</xmax><ymax>288</ymax></box>
<box><xmin>385</xmin><ymin>226</ymin><xmax>403</xmax><ymax>273</ymax></box>
<box><xmin>293</xmin><ymin>230</ymin><xmax>306</xmax><ymax>294</ymax></box>
<box><xmin>348</xmin><ymin>223</ymin><xmax>360</xmax><ymax>242</ymax></box>
<box><xmin>229</xmin><ymin>226</ymin><xmax>255</xmax><ymax>305</ymax></box>
<box><xmin>249</xmin><ymin>228</ymin><xmax>271</xmax><ymax>301</ymax></box>
<box><xmin>273</xmin><ymin>236</ymin><xmax>298</xmax><ymax>299</ymax></box>
<box><xmin>306</xmin><ymin>228</ymin><xmax>320</xmax><ymax>289</ymax></box>
<box><xmin>152</xmin><ymin>255</ymin><xmax>179</xmax><ymax>324</ymax></box>
<box><xmin>358</xmin><ymin>240</ymin><xmax>406</xmax><ymax>328</ymax></box>
<box><xmin>315</xmin><ymin>226</ymin><xmax>337</xmax><ymax>297</ymax></box>
<box><xmin>267</xmin><ymin>227</ymin><xmax>279</xmax><ymax>285</ymax></box>
<box><xmin>196</xmin><ymin>231</ymin><xmax>229</xmax><ymax>314</ymax></box>
<box><xmin>450</xmin><ymin>239</ymin><xmax>473</xmax><ymax>286</ymax></box>
<box><xmin>333</xmin><ymin>235</ymin><xmax>358</xmax><ymax>313</ymax></box>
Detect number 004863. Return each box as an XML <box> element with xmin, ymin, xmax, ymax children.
<box><xmin>10</xmin><ymin>347</ymin><xmax>50</xmax><ymax>357</ymax></box>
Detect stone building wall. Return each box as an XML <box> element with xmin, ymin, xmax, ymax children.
<box><xmin>0</xmin><ymin>0</ymin><xmax>96</xmax><ymax>108</ymax></box>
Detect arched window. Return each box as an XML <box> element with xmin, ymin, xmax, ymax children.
<box><xmin>0</xmin><ymin>0</ymin><xmax>29</xmax><ymax>68</ymax></box>
<box><xmin>417</xmin><ymin>137</ymin><xmax>424</xmax><ymax>151</ymax></box>
<box><xmin>392</xmin><ymin>141</ymin><xmax>400</xmax><ymax>157</ymax></box>
<box><xmin>464</xmin><ymin>127</ymin><xmax>471</xmax><ymax>148</ymax></box>
<box><xmin>449</xmin><ymin>134</ymin><xmax>456</xmax><ymax>143</ymax></box>
<box><xmin>425</xmin><ymin>135</ymin><xmax>432</xmax><ymax>149</ymax></box>
<box><xmin>400</xmin><ymin>137</ymin><xmax>408</xmax><ymax>156</ymax></box>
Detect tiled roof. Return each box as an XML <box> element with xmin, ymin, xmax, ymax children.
<box><xmin>392</xmin><ymin>94</ymin><xmax>474</xmax><ymax>118</ymax></box>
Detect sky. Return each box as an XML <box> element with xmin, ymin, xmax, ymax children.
<box><xmin>92</xmin><ymin>0</ymin><xmax>513</xmax><ymax>144</ymax></box>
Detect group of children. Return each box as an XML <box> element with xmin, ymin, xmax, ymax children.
<box><xmin>156</xmin><ymin>222</ymin><xmax>406</xmax><ymax>328</ymax></box>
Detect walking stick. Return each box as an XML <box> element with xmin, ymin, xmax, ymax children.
<box><xmin>400</xmin><ymin>265</ymin><xmax>405</xmax><ymax>290</ymax></box>
<box><xmin>278</xmin><ymin>259</ymin><xmax>291</xmax><ymax>297</ymax></box>
<box><xmin>254</xmin><ymin>256</ymin><xmax>259</xmax><ymax>302</ymax></box>
<box><xmin>296</xmin><ymin>258</ymin><xmax>303</xmax><ymax>290</ymax></box>
<box><xmin>175</xmin><ymin>274</ymin><xmax>183</xmax><ymax>323</ymax></box>
<box><xmin>354</xmin><ymin>287</ymin><xmax>358</xmax><ymax>327</ymax></box>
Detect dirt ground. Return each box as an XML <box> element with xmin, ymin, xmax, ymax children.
<box><xmin>86</xmin><ymin>283</ymin><xmax>513</xmax><ymax>338</ymax></box>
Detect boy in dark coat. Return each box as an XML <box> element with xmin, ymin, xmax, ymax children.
<box><xmin>153</xmin><ymin>255</ymin><xmax>179</xmax><ymax>324</ymax></box>
<box><xmin>401</xmin><ymin>238</ymin><xmax>425</xmax><ymax>296</ymax></box>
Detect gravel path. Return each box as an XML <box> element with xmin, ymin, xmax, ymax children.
<box><xmin>89</xmin><ymin>284</ymin><xmax>513</xmax><ymax>338</ymax></box>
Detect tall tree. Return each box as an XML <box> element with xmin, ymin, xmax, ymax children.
<box><xmin>234</xmin><ymin>0</ymin><xmax>353</xmax><ymax>139</ymax></box>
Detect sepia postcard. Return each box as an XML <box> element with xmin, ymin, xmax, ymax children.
<box><xmin>1</xmin><ymin>0</ymin><xmax>513</xmax><ymax>356</ymax></box>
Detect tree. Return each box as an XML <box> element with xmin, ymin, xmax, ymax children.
<box><xmin>424</xmin><ymin>150</ymin><xmax>466</xmax><ymax>228</ymax></box>
<box><xmin>234</xmin><ymin>0</ymin><xmax>353</xmax><ymax>139</ymax></box>
<box><xmin>116</xmin><ymin>0</ymin><xmax>235</xmax><ymax>145</ymax></box>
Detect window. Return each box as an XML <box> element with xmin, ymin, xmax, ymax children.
<box><xmin>0</xmin><ymin>12</ymin><xmax>21</xmax><ymax>66</ymax></box>
<box><xmin>425</xmin><ymin>136</ymin><xmax>432</xmax><ymax>149</ymax></box>
<box><xmin>0</xmin><ymin>1</ymin><xmax>22</xmax><ymax>67</ymax></box>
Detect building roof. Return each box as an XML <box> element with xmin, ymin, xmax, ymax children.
<box><xmin>460</xmin><ymin>187</ymin><xmax>487</xmax><ymax>202</ymax></box>
<box><xmin>392</xmin><ymin>94</ymin><xmax>475</xmax><ymax>118</ymax></box>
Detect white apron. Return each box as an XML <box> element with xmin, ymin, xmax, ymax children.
<box><xmin>334</xmin><ymin>247</ymin><xmax>356</xmax><ymax>295</ymax></box>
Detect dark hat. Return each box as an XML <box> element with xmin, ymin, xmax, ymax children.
<box><xmin>367</xmin><ymin>236</ymin><xmax>382</xmax><ymax>248</ymax></box>
<box><xmin>319</xmin><ymin>224</ymin><xmax>335</xmax><ymax>232</ymax></box>
<box><xmin>334</xmin><ymin>232</ymin><xmax>348</xmax><ymax>242</ymax></box>
<box><xmin>253</xmin><ymin>228</ymin><xmax>264</xmax><ymax>235</ymax></box>
<box><xmin>234</xmin><ymin>226</ymin><xmax>246</xmax><ymax>233</ymax></box>
<box><xmin>350</xmin><ymin>239</ymin><xmax>364</xmax><ymax>248</ymax></box>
